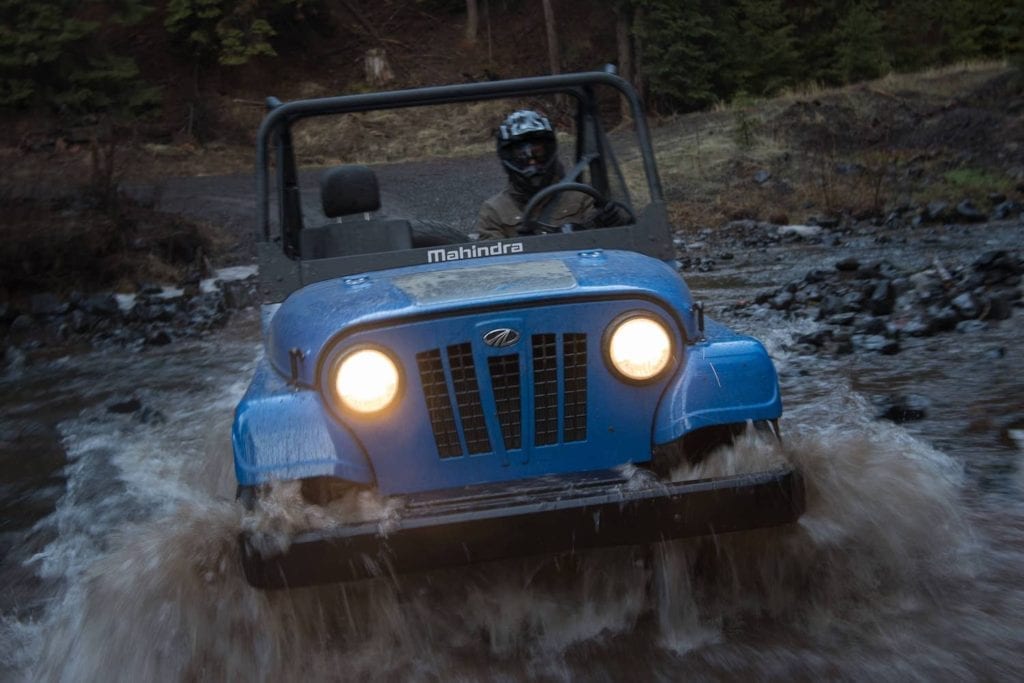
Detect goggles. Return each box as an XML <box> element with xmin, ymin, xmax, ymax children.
<box><xmin>510</xmin><ymin>141</ymin><xmax>551</xmax><ymax>168</ymax></box>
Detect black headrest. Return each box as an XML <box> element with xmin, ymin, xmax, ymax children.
<box><xmin>321</xmin><ymin>165</ymin><xmax>381</xmax><ymax>217</ymax></box>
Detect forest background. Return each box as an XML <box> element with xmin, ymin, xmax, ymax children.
<box><xmin>2</xmin><ymin>0</ymin><xmax>1021</xmax><ymax>146</ymax></box>
<box><xmin>1</xmin><ymin>0</ymin><xmax>1022</xmax><ymax>298</ymax></box>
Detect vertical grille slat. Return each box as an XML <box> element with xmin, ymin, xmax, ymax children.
<box><xmin>532</xmin><ymin>334</ymin><xmax>559</xmax><ymax>446</ymax></box>
<box><xmin>416</xmin><ymin>349</ymin><xmax>461</xmax><ymax>458</ymax></box>
<box><xmin>488</xmin><ymin>354</ymin><xmax>522</xmax><ymax>450</ymax></box>
<box><xmin>418</xmin><ymin>329</ymin><xmax>588</xmax><ymax>460</ymax></box>
<box><xmin>563</xmin><ymin>333</ymin><xmax>588</xmax><ymax>442</ymax></box>
<box><xmin>447</xmin><ymin>343</ymin><xmax>491</xmax><ymax>454</ymax></box>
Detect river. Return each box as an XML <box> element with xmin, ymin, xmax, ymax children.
<box><xmin>1</xmin><ymin>195</ymin><xmax>1022</xmax><ymax>680</ymax></box>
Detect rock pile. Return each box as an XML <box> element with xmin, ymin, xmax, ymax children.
<box><xmin>728</xmin><ymin>249</ymin><xmax>1023</xmax><ymax>357</ymax></box>
<box><xmin>0</xmin><ymin>274</ymin><xmax>258</xmax><ymax>353</ymax></box>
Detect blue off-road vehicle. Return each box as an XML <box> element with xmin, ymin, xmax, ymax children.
<box><xmin>233</xmin><ymin>70</ymin><xmax>804</xmax><ymax>589</ymax></box>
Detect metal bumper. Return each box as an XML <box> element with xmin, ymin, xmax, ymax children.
<box><xmin>241</xmin><ymin>467</ymin><xmax>805</xmax><ymax>589</ymax></box>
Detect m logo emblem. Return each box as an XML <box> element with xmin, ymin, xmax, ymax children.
<box><xmin>483</xmin><ymin>328</ymin><xmax>521</xmax><ymax>348</ymax></box>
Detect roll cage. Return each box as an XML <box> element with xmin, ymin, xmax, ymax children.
<box><xmin>255</xmin><ymin>70</ymin><xmax>674</xmax><ymax>303</ymax></box>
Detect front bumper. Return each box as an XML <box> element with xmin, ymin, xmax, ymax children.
<box><xmin>241</xmin><ymin>467</ymin><xmax>804</xmax><ymax>589</ymax></box>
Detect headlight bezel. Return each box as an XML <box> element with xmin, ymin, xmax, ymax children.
<box><xmin>602</xmin><ymin>310</ymin><xmax>677</xmax><ymax>384</ymax></box>
<box><xmin>326</xmin><ymin>343</ymin><xmax>404</xmax><ymax>417</ymax></box>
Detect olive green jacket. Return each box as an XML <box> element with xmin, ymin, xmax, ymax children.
<box><xmin>475</xmin><ymin>186</ymin><xmax>595</xmax><ymax>239</ymax></box>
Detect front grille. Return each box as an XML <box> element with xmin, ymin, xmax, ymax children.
<box><xmin>417</xmin><ymin>333</ymin><xmax>589</xmax><ymax>458</ymax></box>
<box><xmin>489</xmin><ymin>354</ymin><xmax>522</xmax><ymax>450</ymax></box>
<box><xmin>416</xmin><ymin>349</ymin><xmax>461</xmax><ymax>458</ymax></box>
<box><xmin>447</xmin><ymin>343</ymin><xmax>491</xmax><ymax>454</ymax></box>
<box><xmin>533</xmin><ymin>334</ymin><xmax>559</xmax><ymax>446</ymax></box>
<box><xmin>562</xmin><ymin>333</ymin><xmax>588</xmax><ymax>442</ymax></box>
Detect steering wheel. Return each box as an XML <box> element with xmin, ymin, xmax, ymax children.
<box><xmin>518</xmin><ymin>182</ymin><xmax>636</xmax><ymax>235</ymax></box>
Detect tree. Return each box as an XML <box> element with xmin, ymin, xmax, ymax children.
<box><xmin>614</xmin><ymin>2</ymin><xmax>633</xmax><ymax>119</ymax></box>
<box><xmin>0</xmin><ymin>0</ymin><xmax>157</xmax><ymax>116</ymax></box>
<box><xmin>732</xmin><ymin>0</ymin><xmax>799</xmax><ymax>96</ymax></box>
<box><xmin>165</xmin><ymin>0</ymin><xmax>277</xmax><ymax>66</ymax></box>
<box><xmin>834</xmin><ymin>0</ymin><xmax>889</xmax><ymax>83</ymax></box>
<box><xmin>465</xmin><ymin>0</ymin><xmax>478</xmax><ymax>44</ymax></box>
<box><xmin>632</xmin><ymin>0</ymin><xmax>725</xmax><ymax>111</ymax></box>
<box><xmin>541</xmin><ymin>0</ymin><xmax>560</xmax><ymax>74</ymax></box>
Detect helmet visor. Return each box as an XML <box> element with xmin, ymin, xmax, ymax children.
<box><xmin>509</xmin><ymin>141</ymin><xmax>552</xmax><ymax>173</ymax></box>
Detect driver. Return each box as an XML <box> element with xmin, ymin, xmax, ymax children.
<box><xmin>475</xmin><ymin>109</ymin><xmax>625</xmax><ymax>239</ymax></box>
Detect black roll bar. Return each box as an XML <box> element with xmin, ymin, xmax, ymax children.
<box><xmin>255</xmin><ymin>71</ymin><xmax>663</xmax><ymax>242</ymax></box>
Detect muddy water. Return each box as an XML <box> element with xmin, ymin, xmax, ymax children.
<box><xmin>3</xmin><ymin>247</ymin><xmax>1024</xmax><ymax>680</ymax></box>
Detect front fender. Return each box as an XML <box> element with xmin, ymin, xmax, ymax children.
<box><xmin>232</xmin><ymin>358</ymin><xmax>375</xmax><ymax>486</ymax></box>
<box><xmin>653</xmin><ymin>320</ymin><xmax>781</xmax><ymax>445</ymax></box>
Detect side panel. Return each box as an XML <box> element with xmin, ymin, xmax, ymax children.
<box><xmin>232</xmin><ymin>357</ymin><xmax>375</xmax><ymax>486</ymax></box>
<box><xmin>653</xmin><ymin>319</ymin><xmax>782</xmax><ymax>445</ymax></box>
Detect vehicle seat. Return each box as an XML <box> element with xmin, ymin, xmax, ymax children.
<box><xmin>299</xmin><ymin>165</ymin><xmax>414</xmax><ymax>259</ymax></box>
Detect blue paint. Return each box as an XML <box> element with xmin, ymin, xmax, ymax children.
<box><xmin>233</xmin><ymin>249</ymin><xmax>782</xmax><ymax>495</ymax></box>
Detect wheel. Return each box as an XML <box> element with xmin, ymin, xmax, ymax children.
<box><xmin>519</xmin><ymin>181</ymin><xmax>636</xmax><ymax>235</ymax></box>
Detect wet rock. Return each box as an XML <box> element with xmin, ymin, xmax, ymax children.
<box><xmin>877</xmin><ymin>394</ymin><xmax>930</xmax><ymax>423</ymax></box>
<box><xmin>80</xmin><ymin>294</ymin><xmax>120</xmax><ymax>317</ymax></box>
<box><xmin>842</xmin><ymin>290</ymin><xmax>866</xmax><ymax>310</ymax></box>
<box><xmin>991</xmin><ymin>200</ymin><xmax>1021</xmax><ymax>220</ymax></box>
<box><xmin>771</xmin><ymin>291</ymin><xmax>795</xmax><ymax>310</ymax></box>
<box><xmin>853</xmin><ymin>315</ymin><xmax>887</xmax><ymax>335</ymax></box>
<box><xmin>778</xmin><ymin>224</ymin><xmax>823</xmax><ymax>239</ymax></box>
<box><xmin>868</xmin><ymin>280</ymin><xmax>896</xmax><ymax>315</ymax></box>
<box><xmin>927</xmin><ymin>307</ymin><xmax>961</xmax><ymax>333</ymax></box>
<box><xmin>107</xmin><ymin>397</ymin><xmax>142</xmax><ymax>414</ymax></box>
<box><xmin>856</xmin><ymin>334</ymin><xmax>900</xmax><ymax>354</ymax></box>
<box><xmin>825</xmin><ymin>312</ymin><xmax>857</xmax><ymax>326</ymax></box>
<box><xmin>901</xmin><ymin>318</ymin><xmax>931</xmax><ymax>336</ymax></box>
<box><xmin>984</xmin><ymin>346</ymin><xmax>1006</xmax><ymax>359</ymax></box>
<box><xmin>955</xmin><ymin>319</ymin><xmax>987</xmax><ymax>334</ymax></box>
<box><xmin>0</xmin><ymin>302</ymin><xmax>16</xmax><ymax>325</ymax></box>
<box><xmin>145</xmin><ymin>329</ymin><xmax>173</xmax><ymax>346</ymax></box>
<box><xmin>9</xmin><ymin>314</ymin><xmax>34</xmax><ymax>334</ymax></box>
<box><xmin>951</xmin><ymin>292</ymin><xmax>980</xmax><ymax>318</ymax></box>
<box><xmin>222</xmin><ymin>279</ymin><xmax>256</xmax><ymax>310</ymax></box>
<box><xmin>30</xmin><ymin>293</ymin><xmax>64</xmax><ymax>317</ymax></box>
<box><xmin>797</xmin><ymin>329</ymin><xmax>833</xmax><ymax>347</ymax></box>
<box><xmin>983</xmin><ymin>292</ymin><xmax>1014</xmax><ymax>320</ymax></box>
<box><xmin>999</xmin><ymin>419</ymin><xmax>1024</xmax><ymax>449</ymax></box>
<box><xmin>810</xmin><ymin>216</ymin><xmax>840</xmax><ymax>229</ymax></box>
<box><xmin>68</xmin><ymin>310</ymin><xmax>93</xmax><ymax>333</ymax></box>
<box><xmin>804</xmin><ymin>269</ymin><xmax>829</xmax><ymax>284</ymax></box>
<box><xmin>835</xmin><ymin>257</ymin><xmax>860</xmax><ymax>272</ymax></box>
<box><xmin>955</xmin><ymin>199</ymin><xmax>986</xmax><ymax>222</ymax></box>
<box><xmin>925</xmin><ymin>201</ymin><xmax>949</xmax><ymax>222</ymax></box>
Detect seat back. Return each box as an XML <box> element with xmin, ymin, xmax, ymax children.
<box><xmin>301</xmin><ymin>165</ymin><xmax>413</xmax><ymax>259</ymax></box>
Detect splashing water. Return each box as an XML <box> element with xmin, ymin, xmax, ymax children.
<box><xmin>18</xmin><ymin>383</ymin><xmax>1011</xmax><ymax>682</ymax></box>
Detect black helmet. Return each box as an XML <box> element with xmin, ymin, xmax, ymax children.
<box><xmin>496</xmin><ymin>110</ymin><xmax>558</xmax><ymax>195</ymax></box>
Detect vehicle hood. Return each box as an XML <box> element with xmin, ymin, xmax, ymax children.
<box><xmin>266</xmin><ymin>249</ymin><xmax>697</xmax><ymax>385</ymax></box>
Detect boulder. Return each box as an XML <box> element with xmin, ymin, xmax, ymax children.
<box><xmin>955</xmin><ymin>199</ymin><xmax>987</xmax><ymax>222</ymax></box>
<box><xmin>877</xmin><ymin>394</ymin><xmax>930</xmax><ymax>423</ymax></box>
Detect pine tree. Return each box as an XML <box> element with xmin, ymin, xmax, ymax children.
<box><xmin>0</xmin><ymin>0</ymin><xmax>158</xmax><ymax>118</ymax></box>
<box><xmin>834</xmin><ymin>0</ymin><xmax>889</xmax><ymax>83</ymax></box>
<box><xmin>632</xmin><ymin>0</ymin><xmax>726</xmax><ymax>111</ymax></box>
<box><xmin>732</xmin><ymin>0</ymin><xmax>800</xmax><ymax>96</ymax></box>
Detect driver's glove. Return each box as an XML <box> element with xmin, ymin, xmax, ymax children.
<box><xmin>591</xmin><ymin>201</ymin><xmax>630</xmax><ymax>228</ymax></box>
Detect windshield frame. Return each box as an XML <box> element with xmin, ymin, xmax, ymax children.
<box><xmin>254</xmin><ymin>71</ymin><xmax>674</xmax><ymax>303</ymax></box>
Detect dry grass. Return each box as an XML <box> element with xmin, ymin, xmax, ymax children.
<box><xmin>637</xmin><ymin>61</ymin><xmax>1020</xmax><ymax>229</ymax></box>
<box><xmin>289</xmin><ymin>100</ymin><xmax>511</xmax><ymax>166</ymax></box>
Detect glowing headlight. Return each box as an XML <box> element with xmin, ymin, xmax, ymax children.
<box><xmin>332</xmin><ymin>348</ymin><xmax>401</xmax><ymax>414</ymax></box>
<box><xmin>606</xmin><ymin>315</ymin><xmax>673</xmax><ymax>382</ymax></box>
